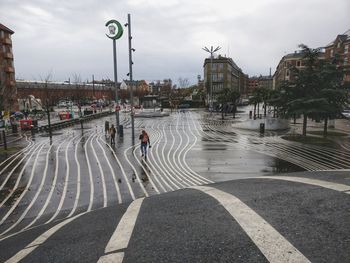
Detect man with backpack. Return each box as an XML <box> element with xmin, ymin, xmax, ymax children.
<box><xmin>139</xmin><ymin>129</ymin><xmax>151</xmax><ymax>159</ymax></box>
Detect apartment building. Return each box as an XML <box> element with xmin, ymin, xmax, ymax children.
<box><xmin>273</xmin><ymin>51</ymin><xmax>325</xmax><ymax>89</ymax></box>
<box><xmin>324</xmin><ymin>29</ymin><xmax>350</xmax><ymax>82</ymax></box>
<box><xmin>247</xmin><ymin>75</ymin><xmax>273</xmax><ymax>95</ymax></box>
<box><xmin>0</xmin><ymin>23</ymin><xmax>16</xmax><ymax>111</ymax></box>
<box><xmin>203</xmin><ymin>55</ymin><xmax>245</xmax><ymax>106</ymax></box>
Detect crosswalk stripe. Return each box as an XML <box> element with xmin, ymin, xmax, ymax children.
<box><xmin>260</xmin><ymin>176</ymin><xmax>350</xmax><ymax>193</ymax></box>
<box><xmin>98</xmin><ymin>252</ymin><xmax>124</xmax><ymax>263</ymax></box>
<box><xmin>4</xmin><ymin>213</ymin><xmax>84</xmax><ymax>263</ymax></box>
<box><xmin>105</xmin><ymin>198</ymin><xmax>144</xmax><ymax>253</ymax></box>
<box><xmin>97</xmin><ymin>198</ymin><xmax>144</xmax><ymax>263</ymax></box>
<box><xmin>191</xmin><ymin>185</ymin><xmax>311</xmax><ymax>263</ymax></box>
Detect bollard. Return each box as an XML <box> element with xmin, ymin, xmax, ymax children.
<box><xmin>2</xmin><ymin>130</ymin><xmax>7</xmax><ymax>150</ymax></box>
<box><xmin>119</xmin><ymin>125</ymin><xmax>124</xmax><ymax>137</ymax></box>
<box><xmin>249</xmin><ymin>111</ymin><xmax>252</xmax><ymax>119</ymax></box>
<box><xmin>11</xmin><ymin>124</ymin><xmax>18</xmax><ymax>133</ymax></box>
<box><xmin>260</xmin><ymin>123</ymin><xmax>265</xmax><ymax>134</ymax></box>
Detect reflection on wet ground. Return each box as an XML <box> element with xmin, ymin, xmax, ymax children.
<box><xmin>264</xmin><ymin>158</ymin><xmax>305</xmax><ymax>174</ymax></box>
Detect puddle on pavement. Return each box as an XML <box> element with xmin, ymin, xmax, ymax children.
<box><xmin>263</xmin><ymin>158</ymin><xmax>305</xmax><ymax>174</ymax></box>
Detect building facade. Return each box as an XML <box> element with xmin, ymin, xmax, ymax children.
<box><xmin>0</xmin><ymin>24</ymin><xmax>16</xmax><ymax>111</ymax></box>
<box><xmin>203</xmin><ymin>55</ymin><xmax>245</xmax><ymax>106</ymax></box>
<box><xmin>324</xmin><ymin>29</ymin><xmax>350</xmax><ymax>83</ymax></box>
<box><xmin>247</xmin><ymin>75</ymin><xmax>273</xmax><ymax>95</ymax></box>
<box><xmin>16</xmin><ymin>81</ymin><xmax>114</xmax><ymax>106</ymax></box>
<box><xmin>273</xmin><ymin>51</ymin><xmax>325</xmax><ymax>89</ymax></box>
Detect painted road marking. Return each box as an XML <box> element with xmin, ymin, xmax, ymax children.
<box><xmin>97</xmin><ymin>198</ymin><xmax>144</xmax><ymax>263</ymax></box>
<box><xmin>0</xmin><ymin>143</ymin><xmax>46</xmax><ymax>226</ymax></box>
<box><xmin>4</xmin><ymin>213</ymin><xmax>84</xmax><ymax>263</ymax></box>
<box><xmin>260</xmin><ymin>176</ymin><xmax>350</xmax><ymax>193</ymax></box>
<box><xmin>191</xmin><ymin>185</ymin><xmax>311</xmax><ymax>263</ymax></box>
<box><xmin>97</xmin><ymin>252</ymin><xmax>124</xmax><ymax>263</ymax></box>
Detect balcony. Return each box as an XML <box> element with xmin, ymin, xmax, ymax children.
<box><xmin>0</xmin><ymin>37</ymin><xmax>12</xmax><ymax>45</ymax></box>
<box><xmin>5</xmin><ymin>79</ymin><xmax>15</xmax><ymax>86</ymax></box>
<box><xmin>4</xmin><ymin>66</ymin><xmax>14</xmax><ymax>73</ymax></box>
<box><xmin>4</xmin><ymin>52</ymin><xmax>13</xmax><ymax>59</ymax></box>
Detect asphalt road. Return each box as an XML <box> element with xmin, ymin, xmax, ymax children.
<box><xmin>0</xmin><ymin>109</ymin><xmax>349</xmax><ymax>262</ymax></box>
<box><xmin>1</xmin><ymin>171</ymin><xmax>349</xmax><ymax>262</ymax></box>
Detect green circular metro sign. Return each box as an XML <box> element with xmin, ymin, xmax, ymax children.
<box><xmin>105</xmin><ymin>20</ymin><xmax>123</xmax><ymax>40</ymax></box>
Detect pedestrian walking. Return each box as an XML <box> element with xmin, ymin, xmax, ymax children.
<box><xmin>139</xmin><ymin>129</ymin><xmax>151</xmax><ymax>159</ymax></box>
<box><xmin>105</xmin><ymin>121</ymin><xmax>110</xmax><ymax>135</ymax></box>
<box><xmin>110</xmin><ymin>124</ymin><xmax>116</xmax><ymax>145</ymax></box>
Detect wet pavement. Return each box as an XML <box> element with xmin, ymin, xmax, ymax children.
<box><xmin>0</xmin><ymin>108</ymin><xmax>349</xmax><ymax>262</ymax></box>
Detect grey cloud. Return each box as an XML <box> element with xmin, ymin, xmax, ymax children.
<box><xmin>1</xmin><ymin>0</ymin><xmax>349</xmax><ymax>85</ymax></box>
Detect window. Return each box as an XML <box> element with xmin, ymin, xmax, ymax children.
<box><xmin>218</xmin><ymin>63</ymin><xmax>224</xmax><ymax>70</ymax></box>
<box><xmin>337</xmin><ymin>42</ymin><xmax>341</xmax><ymax>48</ymax></box>
<box><xmin>286</xmin><ymin>70</ymin><xmax>290</xmax><ymax>77</ymax></box>
<box><xmin>218</xmin><ymin>73</ymin><xmax>224</xmax><ymax>81</ymax></box>
<box><xmin>211</xmin><ymin>63</ymin><xmax>217</xmax><ymax>70</ymax></box>
<box><xmin>213</xmin><ymin>83</ymin><xmax>224</xmax><ymax>92</ymax></box>
<box><xmin>296</xmin><ymin>60</ymin><xmax>301</xmax><ymax>67</ymax></box>
<box><xmin>345</xmin><ymin>45</ymin><xmax>349</xmax><ymax>54</ymax></box>
<box><xmin>330</xmin><ymin>49</ymin><xmax>334</xmax><ymax>57</ymax></box>
<box><xmin>344</xmin><ymin>57</ymin><xmax>349</xmax><ymax>65</ymax></box>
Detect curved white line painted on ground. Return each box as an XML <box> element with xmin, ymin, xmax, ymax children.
<box><xmin>0</xmin><ymin>142</ymin><xmax>45</xmax><ymax>210</ymax></box>
<box><xmin>96</xmin><ymin>135</ymin><xmax>122</xmax><ymax>204</ymax></box>
<box><xmin>0</xmin><ymin>134</ymin><xmax>33</xmax><ymax>171</ymax></box>
<box><xmin>192</xmin><ymin>185</ymin><xmax>311</xmax><ymax>263</ymax></box>
<box><xmin>46</xmin><ymin>134</ymin><xmax>81</xmax><ymax>224</ymax></box>
<box><xmin>131</xmin><ymin>143</ymin><xmax>159</xmax><ymax>194</ymax></box>
<box><xmin>4</xmin><ymin>213</ymin><xmax>85</xmax><ymax>263</ymax></box>
<box><xmin>90</xmin><ymin>135</ymin><xmax>107</xmax><ymax>208</ymax></box>
<box><xmin>67</xmin><ymin>134</ymin><xmax>86</xmax><ymax>218</ymax></box>
<box><xmin>153</xmin><ymin>122</ymin><xmax>181</xmax><ymax>190</ymax></box>
<box><xmin>0</xmin><ymin>141</ymin><xmax>39</xmax><ymax>192</ymax></box>
<box><xmin>146</xmin><ymin>126</ymin><xmax>172</xmax><ymax>192</ymax></box>
<box><xmin>175</xmin><ymin>114</ymin><xmax>204</xmax><ymax>185</ymax></box>
<box><xmin>0</xmin><ymin>142</ymin><xmax>55</xmax><ymax>236</ymax></box>
<box><xmin>0</xmin><ymin>142</ymin><xmax>46</xmax><ymax>227</ymax></box>
<box><xmin>102</xmin><ymin>137</ymin><xmax>136</xmax><ymax>200</ymax></box>
<box><xmin>84</xmin><ymin>133</ymin><xmax>96</xmax><ymax>212</ymax></box>
<box><xmin>167</xmin><ymin>114</ymin><xmax>199</xmax><ymax>186</ymax></box>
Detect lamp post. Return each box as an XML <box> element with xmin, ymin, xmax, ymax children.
<box><xmin>105</xmin><ymin>19</ymin><xmax>123</xmax><ymax>132</ymax></box>
<box><xmin>125</xmin><ymin>14</ymin><xmax>136</xmax><ymax>144</ymax></box>
<box><xmin>202</xmin><ymin>46</ymin><xmax>221</xmax><ymax>113</ymax></box>
<box><xmin>45</xmin><ymin>80</ymin><xmax>52</xmax><ymax>141</ymax></box>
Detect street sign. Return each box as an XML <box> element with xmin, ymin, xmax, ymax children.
<box><xmin>105</xmin><ymin>20</ymin><xmax>123</xmax><ymax>40</ymax></box>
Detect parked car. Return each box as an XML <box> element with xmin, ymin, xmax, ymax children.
<box><xmin>342</xmin><ymin>109</ymin><xmax>350</xmax><ymax>118</ymax></box>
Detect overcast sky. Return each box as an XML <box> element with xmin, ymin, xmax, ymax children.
<box><xmin>1</xmin><ymin>0</ymin><xmax>349</xmax><ymax>85</ymax></box>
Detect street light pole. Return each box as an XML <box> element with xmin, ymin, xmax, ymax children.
<box><xmin>45</xmin><ymin>80</ymin><xmax>52</xmax><ymax>141</ymax></box>
<box><xmin>202</xmin><ymin>46</ymin><xmax>221</xmax><ymax>114</ymax></box>
<box><xmin>105</xmin><ymin>19</ymin><xmax>123</xmax><ymax>133</ymax></box>
<box><xmin>112</xmin><ymin>39</ymin><xmax>119</xmax><ymax>130</ymax></box>
<box><xmin>126</xmin><ymin>13</ymin><xmax>135</xmax><ymax>144</ymax></box>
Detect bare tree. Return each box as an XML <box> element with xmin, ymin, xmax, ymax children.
<box><xmin>72</xmin><ymin>73</ymin><xmax>83</xmax><ymax>104</ymax></box>
<box><xmin>39</xmin><ymin>71</ymin><xmax>53</xmax><ymax>139</ymax></box>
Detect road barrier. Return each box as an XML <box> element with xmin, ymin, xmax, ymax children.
<box><xmin>35</xmin><ymin>111</ymin><xmax>114</xmax><ymax>133</ymax></box>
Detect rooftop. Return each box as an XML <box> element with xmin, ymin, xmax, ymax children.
<box><xmin>325</xmin><ymin>29</ymin><xmax>350</xmax><ymax>47</ymax></box>
<box><xmin>0</xmin><ymin>23</ymin><xmax>14</xmax><ymax>34</ymax></box>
